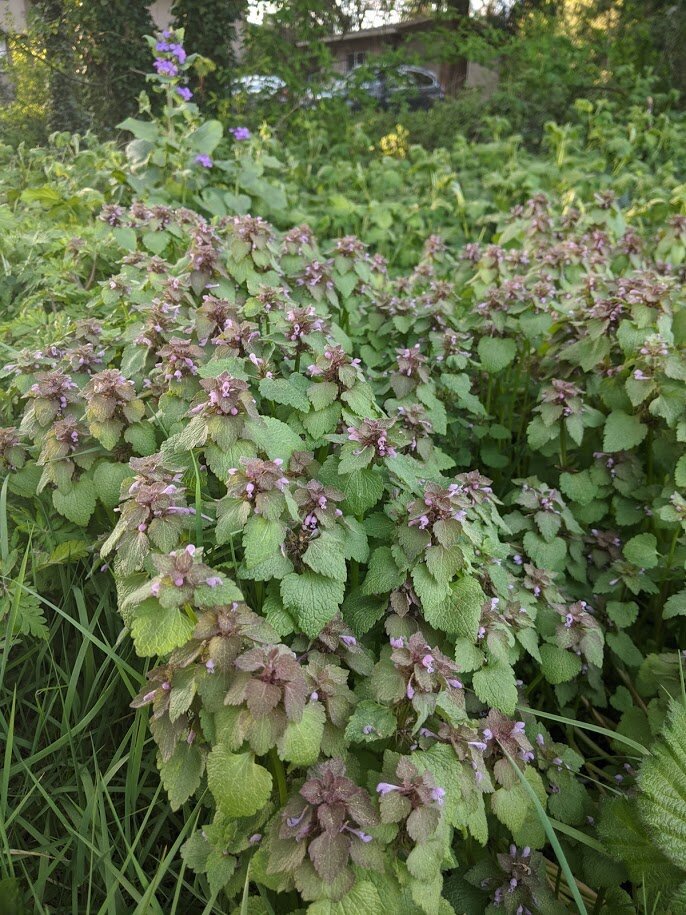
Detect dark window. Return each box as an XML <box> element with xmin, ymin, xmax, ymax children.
<box><xmin>346</xmin><ymin>51</ymin><xmax>366</xmax><ymax>72</ymax></box>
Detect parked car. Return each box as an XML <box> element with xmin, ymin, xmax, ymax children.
<box><xmin>231</xmin><ymin>75</ymin><xmax>289</xmax><ymax>103</ymax></box>
<box><xmin>308</xmin><ymin>65</ymin><xmax>445</xmax><ymax>110</ymax></box>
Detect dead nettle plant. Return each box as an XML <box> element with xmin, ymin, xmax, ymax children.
<box><xmin>2</xmin><ymin>29</ymin><xmax>686</xmax><ymax>915</ymax></box>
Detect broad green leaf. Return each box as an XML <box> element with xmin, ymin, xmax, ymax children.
<box><xmin>280</xmin><ymin>571</ymin><xmax>345</xmax><ymax>637</ymax></box>
<box><xmin>206</xmin><ymin>746</ymin><xmax>272</xmax><ymax>818</ymax></box>
<box><xmin>603</xmin><ymin>410</ymin><xmax>648</xmax><ymax>452</ymax></box>
<box><xmin>277</xmin><ymin>701</ymin><xmax>326</xmax><ymax>765</ymax></box>
<box><xmin>472</xmin><ymin>662</ymin><xmax>517</xmax><ymax>715</ymax></box>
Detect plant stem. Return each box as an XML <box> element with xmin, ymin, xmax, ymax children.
<box><xmin>268</xmin><ymin>748</ymin><xmax>288</xmax><ymax>806</ymax></box>
<box><xmin>559</xmin><ymin>421</ymin><xmax>567</xmax><ymax>469</ymax></box>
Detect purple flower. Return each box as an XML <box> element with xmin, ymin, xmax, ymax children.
<box><xmin>347</xmin><ymin>827</ymin><xmax>373</xmax><ymax>843</ymax></box>
<box><xmin>430</xmin><ymin>786</ymin><xmax>445</xmax><ymax>805</ymax></box>
<box><xmin>176</xmin><ymin>86</ymin><xmax>193</xmax><ymax>101</ymax></box>
<box><xmin>168</xmin><ymin>43</ymin><xmax>187</xmax><ymax>63</ymax></box>
<box><xmin>287</xmin><ymin>810</ymin><xmax>306</xmax><ymax>828</ymax></box>
<box><xmin>390</xmin><ymin>637</ymin><xmax>404</xmax><ymax>648</ymax></box>
<box><xmin>341</xmin><ymin>634</ymin><xmax>357</xmax><ymax>647</ymax></box>
<box><xmin>195</xmin><ymin>154</ymin><xmax>213</xmax><ymax>168</ymax></box>
<box><xmin>205</xmin><ymin>576</ymin><xmax>222</xmax><ymax>588</ymax></box>
<box><xmin>154</xmin><ymin>58</ymin><xmax>178</xmax><ymax>78</ymax></box>
<box><xmin>230</xmin><ymin>126</ymin><xmax>251</xmax><ymax>141</ymax></box>
<box><xmin>376</xmin><ymin>782</ymin><xmax>400</xmax><ymax>795</ymax></box>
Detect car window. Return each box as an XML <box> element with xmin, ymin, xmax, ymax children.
<box><xmin>408</xmin><ymin>70</ymin><xmax>436</xmax><ymax>88</ymax></box>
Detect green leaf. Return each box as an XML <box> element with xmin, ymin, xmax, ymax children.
<box><xmin>188</xmin><ymin>119</ymin><xmax>223</xmax><ymax>154</ymax></box>
<box><xmin>472</xmin><ymin>662</ymin><xmax>517</xmax><ymax>715</ymax></box>
<box><xmin>477</xmin><ymin>337</ymin><xmax>517</xmax><ymax>373</ymax></box>
<box><xmin>523</xmin><ymin>531</ymin><xmax>566</xmax><ymax>571</ymax></box>
<box><xmin>243</xmin><ymin>516</ymin><xmax>286</xmax><ymax>570</ymax></box>
<box><xmin>92</xmin><ymin>462</ymin><xmax>133</xmax><ymax>509</ymax></box>
<box><xmin>345</xmin><ymin>700</ymin><xmax>396</xmax><ymax>743</ymax></box>
<box><xmin>130</xmin><ymin>602</ymin><xmax>194</xmax><ymax>657</ymax></box>
<box><xmin>206</xmin><ymin>746</ymin><xmax>272</xmax><ymax>818</ymax></box>
<box><xmin>259</xmin><ymin>376</ymin><xmax>311</xmax><ymax>412</ymax></box>
<box><xmin>362</xmin><ymin>546</ymin><xmax>405</xmax><ymax>595</ymax></box>
<box><xmin>308</xmin><ymin>381</ymin><xmax>339</xmax><ymax>411</ymax></box>
<box><xmin>159</xmin><ymin>741</ymin><xmax>204</xmax><ymax>811</ymax></box>
<box><xmin>124</xmin><ymin>422</ymin><xmax>158</xmax><ymax>456</ymax></box>
<box><xmin>606</xmin><ymin>631</ymin><xmax>643</xmax><ymax>667</ymax></box>
<box><xmin>411</xmin><ymin>564</ymin><xmax>449</xmax><ymax>619</ymax></box>
<box><xmin>307</xmin><ymin>881</ymin><xmax>383</xmax><ymax>915</ymax></box>
<box><xmin>277</xmin><ymin>701</ymin><xmax>326</xmax><ymax>765</ymax></box>
<box><xmin>603</xmin><ymin>410</ymin><xmax>648</xmax><ymax>452</ymax></box>
<box><xmin>664</xmin><ymin>590</ymin><xmax>686</xmax><ymax>620</ymax></box>
<box><xmin>638</xmin><ymin>701</ymin><xmax>686</xmax><ymax>871</ymax></box>
<box><xmin>244</xmin><ymin>416</ymin><xmax>304</xmax><ymax>463</ymax></box>
<box><xmin>559</xmin><ymin>470</ymin><xmax>598</xmax><ymax>506</ymax></box>
<box><xmin>623</xmin><ymin>533</ymin><xmax>658</xmax><ymax>570</ymax></box>
<box><xmin>422</xmin><ymin>575</ymin><xmax>485</xmax><ymax>638</ymax></box>
<box><xmin>280</xmin><ymin>571</ymin><xmax>345</xmax><ymax>637</ymax></box>
<box><xmin>340</xmin><ymin>468</ymin><xmax>384</xmax><ymax>515</ymax></box>
<box><xmin>676</xmin><ymin>455</ymin><xmax>686</xmax><ymax>489</ymax></box>
<box><xmin>52</xmin><ymin>479</ymin><xmax>97</xmax><ymax>527</ymax></box>
<box><xmin>540</xmin><ymin>644</ymin><xmax>582</xmax><ymax>684</ymax></box>
<box><xmin>303</xmin><ymin>532</ymin><xmax>348</xmax><ymax>581</ymax></box>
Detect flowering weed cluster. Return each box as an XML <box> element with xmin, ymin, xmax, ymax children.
<box><xmin>1</xmin><ymin>32</ymin><xmax>686</xmax><ymax>915</ymax></box>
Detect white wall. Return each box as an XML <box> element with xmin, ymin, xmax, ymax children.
<box><xmin>149</xmin><ymin>0</ymin><xmax>173</xmax><ymax>30</ymax></box>
<box><xmin>0</xmin><ymin>0</ymin><xmax>28</xmax><ymax>32</ymax></box>
<box><xmin>0</xmin><ymin>0</ymin><xmax>173</xmax><ymax>33</ymax></box>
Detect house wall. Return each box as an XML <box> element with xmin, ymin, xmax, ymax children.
<box><xmin>465</xmin><ymin>60</ymin><xmax>498</xmax><ymax>95</ymax></box>
<box><xmin>0</xmin><ymin>0</ymin><xmax>173</xmax><ymax>33</ymax></box>
<box><xmin>0</xmin><ymin>0</ymin><xmax>28</xmax><ymax>31</ymax></box>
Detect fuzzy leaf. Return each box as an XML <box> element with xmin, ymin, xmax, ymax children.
<box><xmin>362</xmin><ymin>547</ymin><xmax>405</xmax><ymax>595</ymax></box>
<box><xmin>259</xmin><ymin>376</ymin><xmax>311</xmax><ymax>412</ymax></box>
<box><xmin>540</xmin><ymin>644</ymin><xmax>582</xmax><ymax>684</ymax></box>
<box><xmin>623</xmin><ymin>533</ymin><xmax>658</xmax><ymax>570</ymax></box>
<box><xmin>92</xmin><ymin>462</ymin><xmax>133</xmax><ymax>509</ymax></box>
<box><xmin>477</xmin><ymin>337</ymin><xmax>517</xmax><ymax>373</ymax></box>
<box><xmin>277</xmin><ymin>701</ymin><xmax>326</xmax><ymax>765</ymax></box>
<box><xmin>159</xmin><ymin>741</ymin><xmax>204</xmax><ymax>811</ymax></box>
<box><xmin>422</xmin><ymin>575</ymin><xmax>485</xmax><ymax>638</ymax></box>
<box><xmin>603</xmin><ymin>410</ymin><xmax>648</xmax><ymax>452</ymax></box>
<box><xmin>303</xmin><ymin>532</ymin><xmax>348</xmax><ymax>582</ymax></box>
<box><xmin>280</xmin><ymin>571</ymin><xmax>345</xmax><ymax>637</ymax></box>
<box><xmin>52</xmin><ymin>479</ymin><xmax>97</xmax><ymax>527</ymax></box>
<box><xmin>130</xmin><ymin>603</ymin><xmax>194</xmax><ymax>657</ymax></box>
<box><xmin>472</xmin><ymin>662</ymin><xmax>517</xmax><ymax>715</ymax></box>
<box><xmin>244</xmin><ymin>416</ymin><xmax>304</xmax><ymax>463</ymax></box>
<box><xmin>243</xmin><ymin>516</ymin><xmax>286</xmax><ymax>570</ymax></box>
<box><xmin>345</xmin><ymin>700</ymin><xmax>396</xmax><ymax>743</ymax></box>
<box><xmin>206</xmin><ymin>746</ymin><xmax>272</xmax><ymax>818</ymax></box>
<box><xmin>638</xmin><ymin>701</ymin><xmax>686</xmax><ymax>871</ymax></box>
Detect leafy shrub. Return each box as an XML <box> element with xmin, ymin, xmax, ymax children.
<box><xmin>2</xmin><ymin>29</ymin><xmax>686</xmax><ymax>915</ymax></box>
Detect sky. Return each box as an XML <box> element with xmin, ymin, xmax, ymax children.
<box><xmin>246</xmin><ymin>2</ymin><xmax>497</xmax><ymax>28</ymax></box>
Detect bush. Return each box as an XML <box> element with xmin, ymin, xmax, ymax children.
<box><xmin>2</xmin><ymin>28</ymin><xmax>686</xmax><ymax>915</ymax></box>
